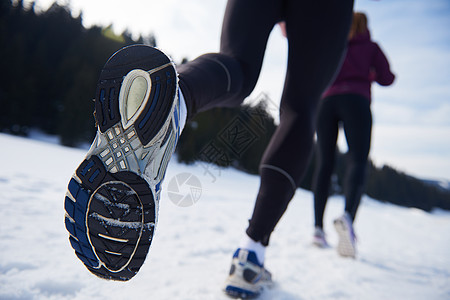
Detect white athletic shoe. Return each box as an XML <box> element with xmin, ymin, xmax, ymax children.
<box><xmin>312</xmin><ymin>227</ymin><xmax>329</xmax><ymax>248</ymax></box>
<box><xmin>224</xmin><ymin>248</ymin><xmax>272</xmax><ymax>299</ymax></box>
<box><xmin>64</xmin><ymin>45</ymin><xmax>180</xmax><ymax>280</ymax></box>
<box><xmin>334</xmin><ymin>212</ymin><xmax>357</xmax><ymax>258</ymax></box>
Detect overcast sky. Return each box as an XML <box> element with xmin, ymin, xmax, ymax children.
<box><xmin>24</xmin><ymin>0</ymin><xmax>450</xmax><ymax>181</ymax></box>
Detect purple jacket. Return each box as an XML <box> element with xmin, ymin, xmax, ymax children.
<box><xmin>323</xmin><ymin>30</ymin><xmax>395</xmax><ymax>102</ymax></box>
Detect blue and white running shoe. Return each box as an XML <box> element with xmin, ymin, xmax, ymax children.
<box><xmin>64</xmin><ymin>45</ymin><xmax>180</xmax><ymax>280</ymax></box>
<box><xmin>334</xmin><ymin>212</ymin><xmax>357</xmax><ymax>258</ymax></box>
<box><xmin>224</xmin><ymin>249</ymin><xmax>272</xmax><ymax>299</ymax></box>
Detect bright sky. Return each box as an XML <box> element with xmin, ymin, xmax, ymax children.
<box><xmin>24</xmin><ymin>0</ymin><xmax>450</xmax><ymax>181</ymax></box>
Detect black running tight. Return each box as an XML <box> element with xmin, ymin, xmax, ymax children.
<box><xmin>313</xmin><ymin>94</ymin><xmax>372</xmax><ymax>229</ymax></box>
<box><xmin>178</xmin><ymin>0</ymin><xmax>354</xmax><ymax>245</ymax></box>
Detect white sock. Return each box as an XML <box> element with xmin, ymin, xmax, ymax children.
<box><xmin>178</xmin><ymin>89</ymin><xmax>187</xmax><ymax>134</ymax></box>
<box><xmin>239</xmin><ymin>234</ymin><xmax>266</xmax><ymax>265</ymax></box>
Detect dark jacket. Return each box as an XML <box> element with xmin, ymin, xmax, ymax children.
<box><xmin>323</xmin><ymin>30</ymin><xmax>395</xmax><ymax>102</ymax></box>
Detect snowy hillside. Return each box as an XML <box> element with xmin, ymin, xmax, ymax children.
<box><xmin>0</xmin><ymin>133</ymin><xmax>449</xmax><ymax>300</ymax></box>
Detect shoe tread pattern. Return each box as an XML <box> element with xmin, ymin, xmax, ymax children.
<box><xmin>65</xmin><ymin>167</ymin><xmax>155</xmax><ymax>280</ymax></box>
<box><xmin>334</xmin><ymin>219</ymin><xmax>356</xmax><ymax>258</ymax></box>
<box><xmin>94</xmin><ymin>45</ymin><xmax>176</xmax><ymax>146</ymax></box>
<box><xmin>65</xmin><ymin>45</ymin><xmax>176</xmax><ymax>281</ymax></box>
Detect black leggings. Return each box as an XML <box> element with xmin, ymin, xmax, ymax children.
<box><xmin>178</xmin><ymin>0</ymin><xmax>354</xmax><ymax>245</ymax></box>
<box><xmin>313</xmin><ymin>94</ymin><xmax>372</xmax><ymax>229</ymax></box>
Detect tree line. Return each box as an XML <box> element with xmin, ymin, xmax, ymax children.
<box><xmin>0</xmin><ymin>0</ymin><xmax>156</xmax><ymax>145</ymax></box>
<box><xmin>1</xmin><ymin>0</ymin><xmax>449</xmax><ymax>212</ymax></box>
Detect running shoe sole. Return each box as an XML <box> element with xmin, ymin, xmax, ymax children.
<box><xmin>64</xmin><ymin>45</ymin><xmax>180</xmax><ymax>281</ymax></box>
<box><xmin>224</xmin><ymin>285</ymin><xmax>260</xmax><ymax>299</ymax></box>
<box><xmin>334</xmin><ymin>218</ymin><xmax>356</xmax><ymax>258</ymax></box>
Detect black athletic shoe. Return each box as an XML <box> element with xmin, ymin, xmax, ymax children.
<box><xmin>64</xmin><ymin>45</ymin><xmax>181</xmax><ymax>281</ymax></box>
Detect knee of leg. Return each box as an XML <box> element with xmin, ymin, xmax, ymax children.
<box><xmin>200</xmin><ymin>53</ymin><xmax>245</xmax><ymax>95</ymax></box>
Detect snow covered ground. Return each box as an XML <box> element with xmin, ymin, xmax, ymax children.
<box><xmin>0</xmin><ymin>132</ymin><xmax>449</xmax><ymax>300</ymax></box>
